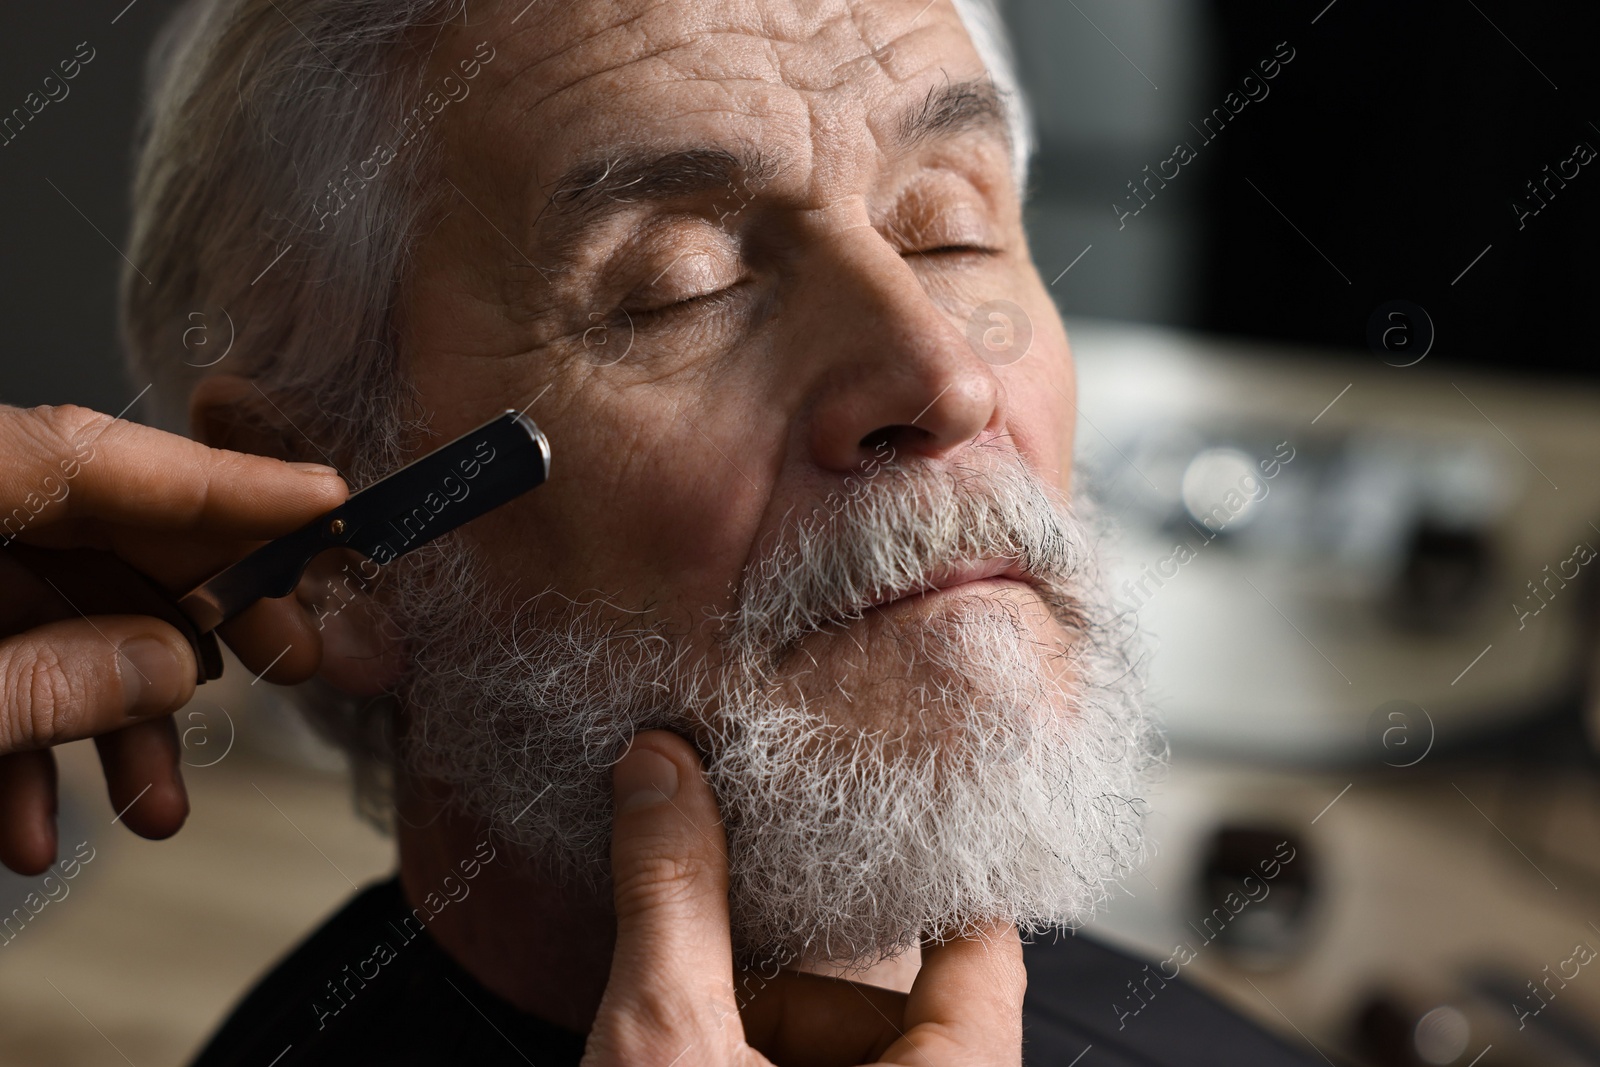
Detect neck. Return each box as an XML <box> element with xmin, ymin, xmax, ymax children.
<box><xmin>395</xmin><ymin>779</ymin><xmax>919</xmax><ymax>1034</ymax></box>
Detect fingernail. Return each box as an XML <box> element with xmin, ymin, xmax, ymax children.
<box><xmin>119</xmin><ymin>638</ymin><xmax>182</xmax><ymax>716</ymax></box>
<box><xmin>288</xmin><ymin>461</ymin><xmax>340</xmax><ymax>477</ymax></box>
<box><xmin>614</xmin><ymin>746</ymin><xmax>679</xmax><ymax>812</ymax></box>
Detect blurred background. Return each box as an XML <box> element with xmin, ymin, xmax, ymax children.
<box><xmin>1</xmin><ymin>1</ymin><xmax>1598</xmax><ymax>1065</ymax></box>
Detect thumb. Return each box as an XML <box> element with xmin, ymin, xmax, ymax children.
<box><xmin>588</xmin><ymin>730</ymin><xmax>743</xmax><ymax>1064</ymax></box>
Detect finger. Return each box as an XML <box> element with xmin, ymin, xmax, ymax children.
<box><xmin>589</xmin><ymin>730</ymin><xmax>743</xmax><ymax>1062</ymax></box>
<box><xmin>95</xmin><ymin>717</ymin><xmax>188</xmax><ymax>839</ymax></box>
<box><xmin>216</xmin><ymin>594</ymin><xmax>323</xmax><ymax>684</ymax></box>
<box><xmin>740</xmin><ymin>969</ymin><xmax>908</xmax><ymax>1067</ymax></box>
<box><xmin>0</xmin><ymin>403</ymin><xmax>346</xmax><ymax>537</ymax></box>
<box><xmin>0</xmin><ymin>615</ymin><xmax>194</xmax><ymax>756</ymax></box>
<box><xmin>882</xmin><ymin>923</ymin><xmax>1025</xmax><ymax>1065</ymax></box>
<box><xmin>0</xmin><ymin>749</ymin><xmax>58</xmax><ymax>874</ymax></box>
<box><xmin>217</xmin><ymin>552</ymin><xmax>404</xmax><ymax>690</ymax></box>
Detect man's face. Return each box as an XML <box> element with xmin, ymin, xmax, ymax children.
<box><xmin>404</xmin><ymin>0</ymin><xmax>1074</xmax><ymax>664</ymax></box>
<box><xmin>382</xmin><ymin>0</ymin><xmax>1152</xmax><ymax>967</ymax></box>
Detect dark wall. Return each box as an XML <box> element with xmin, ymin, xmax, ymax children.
<box><xmin>0</xmin><ymin>2</ymin><xmax>176</xmax><ymax>412</ymax></box>
<box><xmin>1198</xmin><ymin>0</ymin><xmax>1600</xmax><ymax>376</ymax></box>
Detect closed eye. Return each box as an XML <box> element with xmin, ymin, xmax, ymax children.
<box><xmin>916</xmin><ymin>244</ymin><xmax>998</xmax><ymax>256</ymax></box>
<box><xmin>621</xmin><ymin>284</ymin><xmax>740</xmax><ymax>326</ymax></box>
<box><xmin>903</xmin><ymin>244</ymin><xmax>1002</xmax><ymax>265</ymax></box>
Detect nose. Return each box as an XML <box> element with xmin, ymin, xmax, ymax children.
<box><xmin>800</xmin><ymin>224</ymin><xmax>1004</xmax><ymax>473</ymax></box>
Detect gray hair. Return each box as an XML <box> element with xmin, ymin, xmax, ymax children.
<box><xmin>121</xmin><ymin>0</ymin><xmax>1034</xmax><ymax>825</ymax></box>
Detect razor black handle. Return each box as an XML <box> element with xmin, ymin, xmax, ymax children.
<box><xmin>178</xmin><ymin>410</ymin><xmax>550</xmax><ymax>638</ymax></box>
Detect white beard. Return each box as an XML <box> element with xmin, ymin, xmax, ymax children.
<box><xmin>391</xmin><ymin>446</ymin><xmax>1162</xmax><ymax>969</ymax></box>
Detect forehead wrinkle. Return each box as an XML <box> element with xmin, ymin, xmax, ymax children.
<box><xmin>759</xmin><ymin>6</ymin><xmax>942</xmax><ymax>92</ymax></box>
<box><xmin>462</xmin><ymin>0</ymin><xmax>973</xmax><ymax>162</ymax></box>
<box><xmin>444</xmin><ymin>0</ymin><xmax>990</xmax><ymax>270</ymax></box>
<box><xmin>473</xmin><ymin>0</ymin><xmax>967</xmax><ymax>129</ymax></box>
<box><xmin>470</xmin><ymin>36</ymin><xmax>799</xmax><ymax>229</ymax></box>
<box><xmin>480</xmin><ymin>3</ymin><xmax>824</xmax><ymax>125</ymax></box>
<box><xmin>490</xmin><ymin>0</ymin><xmax>674</xmax><ymax>81</ymax></box>
<box><xmin>754</xmin><ymin>6</ymin><xmax>988</xmax><ymax>197</ymax></box>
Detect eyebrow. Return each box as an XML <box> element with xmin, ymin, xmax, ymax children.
<box><xmin>896</xmin><ymin>76</ymin><xmax>1011</xmax><ymax>152</ymax></box>
<box><xmin>549</xmin><ymin>147</ymin><xmax>768</xmax><ymax>213</ymax></box>
<box><xmin>529</xmin><ymin>77</ymin><xmax>1010</xmax><ymax>260</ymax></box>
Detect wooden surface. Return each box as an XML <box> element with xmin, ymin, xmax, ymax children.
<box><xmin>0</xmin><ymin>735</ymin><xmax>393</xmax><ymax>1067</ymax></box>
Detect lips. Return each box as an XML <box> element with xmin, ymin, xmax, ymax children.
<box><xmin>863</xmin><ymin>558</ymin><xmax>1033</xmax><ymax>613</ymax></box>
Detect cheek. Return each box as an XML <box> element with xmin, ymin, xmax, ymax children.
<box><xmin>999</xmin><ymin>311</ymin><xmax>1074</xmax><ymax>490</ymax></box>
<box><xmin>622</xmin><ymin>438</ymin><xmax>766</xmax><ymax>613</ymax></box>
<box><xmin>474</xmin><ymin>383</ymin><xmax>771</xmax><ymax>632</ymax></box>
<box><xmin>406</xmin><ymin>317</ymin><xmax>777</xmax><ymax>635</ymax></box>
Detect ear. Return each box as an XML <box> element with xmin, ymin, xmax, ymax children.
<box><xmin>190</xmin><ymin>373</ymin><xmax>320</xmax><ymax>462</ymax></box>
<box><xmin>192</xmin><ymin>374</ymin><xmax>406</xmax><ymax>698</ymax></box>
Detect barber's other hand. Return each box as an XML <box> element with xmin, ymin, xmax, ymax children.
<box><xmin>588</xmin><ymin>730</ymin><xmax>1025</xmax><ymax>1067</ymax></box>
<box><xmin>0</xmin><ymin>403</ymin><xmax>347</xmax><ymax>875</ymax></box>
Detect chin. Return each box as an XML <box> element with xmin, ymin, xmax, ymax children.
<box><xmin>702</xmin><ymin>594</ymin><xmax>1156</xmax><ymax>970</ymax></box>
<box><xmin>765</xmin><ymin>586</ymin><xmax>1075</xmax><ymax>745</ymax></box>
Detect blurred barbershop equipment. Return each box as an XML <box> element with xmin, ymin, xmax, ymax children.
<box><xmin>1022</xmin><ymin>3</ymin><xmax>1600</xmax><ymax>1065</ymax></box>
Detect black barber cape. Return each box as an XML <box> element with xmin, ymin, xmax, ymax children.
<box><xmin>191</xmin><ymin>877</ymin><xmax>1321</xmax><ymax>1066</ymax></box>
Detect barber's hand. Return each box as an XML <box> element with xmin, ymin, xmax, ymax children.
<box><xmin>588</xmin><ymin>730</ymin><xmax>1025</xmax><ymax>1067</ymax></box>
<box><xmin>0</xmin><ymin>403</ymin><xmax>347</xmax><ymax>875</ymax></box>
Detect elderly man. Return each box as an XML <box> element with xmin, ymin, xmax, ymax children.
<box><xmin>0</xmin><ymin>0</ymin><xmax>1321</xmax><ymax>1063</ymax></box>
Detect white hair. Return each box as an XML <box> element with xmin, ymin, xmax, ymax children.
<box><xmin>120</xmin><ymin>0</ymin><xmax>1036</xmax><ymax>821</ymax></box>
